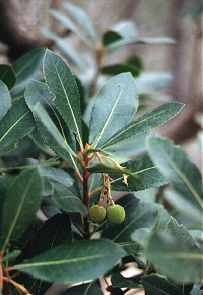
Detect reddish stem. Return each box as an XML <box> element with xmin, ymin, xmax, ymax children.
<box><xmin>82</xmin><ymin>154</ymin><xmax>90</xmax><ymax>239</ymax></box>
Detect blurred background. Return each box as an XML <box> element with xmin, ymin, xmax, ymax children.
<box><xmin>0</xmin><ymin>1</ymin><xmax>202</xmax><ymax>294</ymax></box>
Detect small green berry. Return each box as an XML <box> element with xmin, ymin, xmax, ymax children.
<box><xmin>107</xmin><ymin>204</ymin><xmax>125</xmax><ymax>224</ymax></box>
<box><xmin>89</xmin><ymin>205</ymin><xmax>106</xmax><ymax>223</ymax></box>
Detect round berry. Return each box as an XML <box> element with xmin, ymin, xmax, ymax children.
<box><xmin>107</xmin><ymin>204</ymin><xmax>125</xmax><ymax>224</ymax></box>
<box><xmin>89</xmin><ymin>205</ymin><xmax>106</xmax><ymax>223</ymax></box>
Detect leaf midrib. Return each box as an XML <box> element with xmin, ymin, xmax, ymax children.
<box><xmin>14</xmin><ymin>253</ymin><xmax>118</xmax><ymax>269</ymax></box>
<box><xmin>1</xmin><ymin>175</ymin><xmax>35</xmax><ymax>252</ymax></box>
<box><xmin>163</xmin><ymin>150</ymin><xmax>203</xmax><ymax>209</ymax></box>
<box><xmin>92</xmin><ymin>87</ymin><xmax>123</xmax><ymax>148</ymax></box>
<box><xmin>0</xmin><ymin>111</ymin><xmax>29</xmax><ymax>144</ymax></box>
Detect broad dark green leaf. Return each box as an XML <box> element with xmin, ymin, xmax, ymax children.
<box><xmin>103</xmin><ymin>194</ymin><xmax>170</xmax><ymax>254</ymax></box>
<box><xmin>101</xmin><ymin>63</ymin><xmax>140</xmax><ymax>77</ymax></box>
<box><xmin>0</xmin><ymin>80</ymin><xmax>11</xmax><ymax>120</ymax></box>
<box><xmin>15</xmin><ymin>214</ymin><xmax>72</xmax><ymax>295</ymax></box>
<box><xmin>39</xmin><ymin>166</ymin><xmax>73</xmax><ymax>188</ymax></box>
<box><xmin>54</xmin><ymin>183</ymin><xmax>87</xmax><ymax>216</ymax></box>
<box><xmin>101</xmin><ymin>102</ymin><xmax>184</xmax><ymax>150</ymax></box>
<box><xmin>0</xmin><ymin>99</ymin><xmax>35</xmax><ymax>151</ymax></box>
<box><xmin>142</xmin><ymin>274</ymin><xmax>183</xmax><ymax>295</ymax></box>
<box><xmin>0</xmin><ymin>169</ymin><xmax>42</xmax><ymax>251</ymax></box>
<box><xmin>0</xmin><ymin>64</ymin><xmax>16</xmax><ymax>89</ymax></box>
<box><xmin>43</xmin><ymin>49</ymin><xmax>83</xmax><ymax>149</ymax></box>
<box><xmin>89</xmin><ymin>73</ymin><xmax>138</xmax><ymax>148</ymax></box>
<box><xmin>63</xmin><ymin>282</ymin><xmax>103</xmax><ymax>295</ymax></box>
<box><xmin>90</xmin><ymin>153</ymin><xmax>166</xmax><ymax>192</ymax></box>
<box><xmin>63</xmin><ymin>2</ymin><xmax>97</xmax><ymax>45</ymax></box>
<box><xmin>12</xmin><ymin>48</ymin><xmax>46</xmax><ymax>96</ymax></box>
<box><xmin>146</xmin><ymin>218</ymin><xmax>203</xmax><ymax>283</ymax></box>
<box><xmin>111</xmin><ymin>270</ymin><xmax>141</xmax><ymax>289</ymax></box>
<box><xmin>25</xmin><ymin>82</ymin><xmax>78</xmax><ymax>168</ymax></box>
<box><xmin>13</xmin><ymin>239</ymin><xmax>126</xmax><ymax>284</ymax></box>
<box><xmin>147</xmin><ymin>137</ymin><xmax>203</xmax><ymax>216</ymax></box>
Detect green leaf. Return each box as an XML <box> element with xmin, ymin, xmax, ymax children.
<box><xmin>102</xmin><ymin>21</ymin><xmax>138</xmax><ymax>49</ymax></box>
<box><xmin>43</xmin><ymin>49</ymin><xmax>83</xmax><ymax>149</ymax></box>
<box><xmin>0</xmin><ymin>168</ymin><xmax>42</xmax><ymax>251</ymax></box>
<box><xmin>63</xmin><ymin>282</ymin><xmax>103</xmax><ymax>295</ymax></box>
<box><xmin>25</xmin><ymin>82</ymin><xmax>79</xmax><ymax>169</ymax></box>
<box><xmin>53</xmin><ymin>183</ymin><xmax>87</xmax><ymax>216</ymax></box>
<box><xmin>0</xmin><ymin>99</ymin><xmax>35</xmax><ymax>151</ymax></box>
<box><xmin>0</xmin><ymin>80</ymin><xmax>12</xmax><ymax>120</ymax></box>
<box><xmin>89</xmin><ymin>153</ymin><xmax>166</xmax><ymax>192</ymax></box>
<box><xmin>145</xmin><ymin>218</ymin><xmax>203</xmax><ymax>283</ymax></box>
<box><xmin>103</xmin><ymin>194</ymin><xmax>170</xmax><ymax>253</ymax></box>
<box><xmin>102</xmin><ymin>21</ymin><xmax>174</xmax><ymax>50</ymax></box>
<box><xmin>147</xmin><ymin>137</ymin><xmax>203</xmax><ymax>211</ymax></box>
<box><xmin>42</xmin><ymin>29</ymin><xmax>86</xmax><ymax>71</ymax></box>
<box><xmin>89</xmin><ymin>73</ymin><xmax>138</xmax><ymax>148</ymax></box>
<box><xmin>15</xmin><ymin>214</ymin><xmax>72</xmax><ymax>295</ymax></box>
<box><xmin>0</xmin><ymin>64</ymin><xmax>16</xmax><ymax>89</ymax></box>
<box><xmin>101</xmin><ymin>102</ymin><xmax>184</xmax><ymax>150</ymax></box>
<box><xmin>102</xmin><ymin>30</ymin><xmax>123</xmax><ymax>46</ymax></box>
<box><xmin>101</xmin><ymin>63</ymin><xmax>140</xmax><ymax>77</ymax></box>
<box><xmin>13</xmin><ymin>239</ymin><xmax>126</xmax><ymax>284</ymax></box>
<box><xmin>142</xmin><ymin>274</ymin><xmax>183</xmax><ymax>295</ymax></box>
<box><xmin>63</xmin><ymin>2</ymin><xmax>97</xmax><ymax>45</ymax></box>
<box><xmin>111</xmin><ymin>153</ymin><xmax>167</xmax><ymax>191</ymax></box>
<box><xmin>12</xmin><ymin>48</ymin><xmax>46</xmax><ymax>96</ymax></box>
<box><xmin>111</xmin><ymin>270</ymin><xmax>141</xmax><ymax>289</ymax></box>
<box><xmin>39</xmin><ymin>166</ymin><xmax>73</xmax><ymax>188</ymax></box>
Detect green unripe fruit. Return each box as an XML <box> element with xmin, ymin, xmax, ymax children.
<box><xmin>107</xmin><ymin>204</ymin><xmax>125</xmax><ymax>224</ymax></box>
<box><xmin>89</xmin><ymin>205</ymin><xmax>106</xmax><ymax>223</ymax></box>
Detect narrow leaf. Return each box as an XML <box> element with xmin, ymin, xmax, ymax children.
<box><xmin>0</xmin><ymin>169</ymin><xmax>42</xmax><ymax>251</ymax></box>
<box><xmin>43</xmin><ymin>49</ymin><xmax>83</xmax><ymax>149</ymax></box>
<box><xmin>13</xmin><ymin>239</ymin><xmax>126</xmax><ymax>284</ymax></box>
<box><xmin>0</xmin><ymin>80</ymin><xmax>12</xmax><ymax>120</ymax></box>
<box><xmin>89</xmin><ymin>73</ymin><xmax>138</xmax><ymax>148</ymax></box>
<box><xmin>101</xmin><ymin>102</ymin><xmax>184</xmax><ymax>149</ymax></box>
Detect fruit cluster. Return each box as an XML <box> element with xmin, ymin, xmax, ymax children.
<box><xmin>89</xmin><ymin>204</ymin><xmax>125</xmax><ymax>224</ymax></box>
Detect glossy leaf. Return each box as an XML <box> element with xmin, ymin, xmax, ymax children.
<box><xmin>101</xmin><ymin>102</ymin><xmax>184</xmax><ymax>150</ymax></box>
<box><xmin>13</xmin><ymin>239</ymin><xmax>126</xmax><ymax>284</ymax></box>
<box><xmin>12</xmin><ymin>48</ymin><xmax>46</xmax><ymax>96</ymax></box>
<box><xmin>147</xmin><ymin>137</ymin><xmax>203</xmax><ymax>211</ymax></box>
<box><xmin>39</xmin><ymin>166</ymin><xmax>73</xmax><ymax>188</ymax></box>
<box><xmin>54</xmin><ymin>183</ymin><xmax>87</xmax><ymax>216</ymax></box>
<box><xmin>63</xmin><ymin>282</ymin><xmax>103</xmax><ymax>295</ymax></box>
<box><xmin>25</xmin><ymin>81</ymin><xmax>78</xmax><ymax>168</ymax></box>
<box><xmin>89</xmin><ymin>153</ymin><xmax>166</xmax><ymax>191</ymax></box>
<box><xmin>0</xmin><ymin>168</ymin><xmax>42</xmax><ymax>251</ymax></box>
<box><xmin>0</xmin><ymin>99</ymin><xmax>35</xmax><ymax>151</ymax></box>
<box><xmin>142</xmin><ymin>274</ymin><xmax>183</xmax><ymax>295</ymax></box>
<box><xmin>111</xmin><ymin>270</ymin><xmax>141</xmax><ymax>289</ymax></box>
<box><xmin>145</xmin><ymin>218</ymin><xmax>203</xmax><ymax>283</ymax></box>
<box><xmin>43</xmin><ymin>49</ymin><xmax>83</xmax><ymax>149</ymax></box>
<box><xmin>103</xmin><ymin>194</ymin><xmax>170</xmax><ymax>253</ymax></box>
<box><xmin>0</xmin><ymin>64</ymin><xmax>16</xmax><ymax>89</ymax></box>
<box><xmin>89</xmin><ymin>73</ymin><xmax>138</xmax><ymax>148</ymax></box>
<box><xmin>0</xmin><ymin>80</ymin><xmax>12</xmax><ymax>120</ymax></box>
